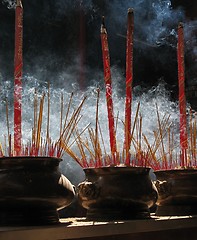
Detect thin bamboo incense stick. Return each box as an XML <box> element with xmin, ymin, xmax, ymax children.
<box><xmin>33</xmin><ymin>89</ymin><xmax>38</xmax><ymax>147</ymax></box>
<box><xmin>60</xmin><ymin>93</ymin><xmax>64</xmax><ymax>138</ymax></box>
<box><xmin>100</xmin><ymin>16</ymin><xmax>117</xmax><ymax>162</ymax></box>
<box><xmin>156</xmin><ymin>103</ymin><xmax>167</xmax><ymax>169</ymax></box>
<box><xmin>177</xmin><ymin>22</ymin><xmax>188</xmax><ymax>167</ymax></box>
<box><xmin>142</xmin><ymin>133</ymin><xmax>159</xmax><ymax>169</ymax></box>
<box><xmin>59</xmin><ymin>96</ymin><xmax>86</xmax><ymax>145</ymax></box>
<box><xmin>98</xmin><ymin>122</ymin><xmax>107</xmax><ymax>158</ymax></box>
<box><xmin>56</xmin><ymin>92</ymin><xmax>64</xmax><ymax>156</ymax></box>
<box><xmin>63</xmin><ymin>92</ymin><xmax>74</xmax><ymax>130</ymax></box>
<box><xmin>125</xmin><ymin>102</ymin><xmax>140</xmax><ymax>165</ymax></box>
<box><xmin>67</xmin><ymin>123</ymin><xmax>91</xmax><ymax>149</ymax></box>
<box><xmin>46</xmin><ymin>82</ymin><xmax>50</xmax><ymax>142</ymax></box>
<box><xmin>5</xmin><ymin>99</ymin><xmax>11</xmax><ymax>155</ymax></box>
<box><xmin>14</xmin><ymin>0</ymin><xmax>23</xmax><ymax>156</ymax></box>
<box><xmin>168</xmin><ymin>126</ymin><xmax>172</xmax><ymax>169</ymax></box>
<box><xmin>36</xmin><ymin>94</ymin><xmax>45</xmax><ymax>153</ymax></box>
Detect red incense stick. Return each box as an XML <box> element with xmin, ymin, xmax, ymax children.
<box><xmin>177</xmin><ymin>22</ymin><xmax>188</xmax><ymax>167</ymax></box>
<box><xmin>100</xmin><ymin>17</ymin><xmax>117</xmax><ymax>163</ymax></box>
<box><xmin>124</xmin><ymin>8</ymin><xmax>134</xmax><ymax>165</ymax></box>
<box><xmin>14</xmin><ymin>0</ymin><xmax>23</xmax><ymax>156</ymax></box>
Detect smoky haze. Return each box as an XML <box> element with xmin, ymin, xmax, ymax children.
<box><xmin>0</xmin><ymin>0</ymin><xmax>196</xmax><ymax>94</ymax></box>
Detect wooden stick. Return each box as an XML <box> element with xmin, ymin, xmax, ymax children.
<box><xmin>125</xmin><ymin>102</ymin><xmax>140</xmax><ymax>165</ymax></box>
<box><xmin>35</xmin><ymin>93</ymin><xmax>45</xmax><ymax>153</ymax></box>
<box><xmin>46</xmin><ymin>82</ymin><xmax>50</xmax><ymax>142</ymax></box>
<box><xmin>67</xmin><ymin>123</ymin><xmax>91</xmax><ymax>148</ymax></box>
<box><xmin>63</xmin><ymin>92</ymin><xmax>74</xmax><ymax>130</ymax></box>
<box><xmin>5</xmin><ymin>99</ymin><xmax>11</xmax><ymax>155</ymax></box>
<box><xmin>59</xmin><ymin>96</ymin><xmax>86</xmax><ymax>145</ymax></box>
<box><xmin>142</xmin><ymin>133</ymin><xmax>159</xmax><ymax>169</ymax></box>
<box><xmin>33</xmin><ymin>89</ymin><xmax>38</xmax><ymax>147</ymax></box>
<box><xmin>60</xmin><ymin>93</ymin><xmax>63</xmax><ymax>138</ymax></box>
<box><xmin>98</xmin><ymin>121</ymin><xmax>107</xmax><ymax>157</ymax></box>
<box><xmin>156</xmin><ymin>103</ymin><xmax>167</xmax><ymax>169</ymax></box>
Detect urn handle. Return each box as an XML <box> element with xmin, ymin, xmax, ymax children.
<box><xmin>155</xmin><ymin>180</ymin><xmax>172</xmax><ymax>197</ymax></box>
<box><xmin>78</xmin><ymin>181</ymin><xmax>100</xmax><ymax>200</ymax></box>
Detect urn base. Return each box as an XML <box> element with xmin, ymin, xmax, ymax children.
<box><xmin>156</xmin><ymin>205</ymin><xmax>197</xmax><ymax>216</ymax></box>
<box><xmin>0</xmin><ymin>207</ymin><xmax>60</xmax><ymax>226</ymax></box>
<box><xmin>86</xmin><ymin>206</ymin><xmax>150</xmax><ymax>221</ymax></box>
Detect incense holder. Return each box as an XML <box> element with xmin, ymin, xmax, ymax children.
<box><xmin>77</xmin><ymin>166</ymin><xmax>158</xmax><ymax>221</ymax></box>
<box><xmin>154</xmin><ymin>169</ymin><xmax>197</xmax><ymax>216</ymax></box>
<box><xmin>0</xmin><ymin>156</ymin><xmax>75</xmax><ymax>226</ymax></box>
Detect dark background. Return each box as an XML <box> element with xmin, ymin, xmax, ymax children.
<box><xmin>0</xmin><ymin>0</ymin><xmax>196</xmax><ymax>101</ymax></box>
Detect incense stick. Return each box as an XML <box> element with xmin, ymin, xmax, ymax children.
<box><xmin>14</xmin><ymin>0</ymin><xmax>23</xmax><ymax>156</ymax></box>
<box><xmin>101</xmin><ymin>16</ymin><xmax>117</xmax><ymax>162</ymax></box>
<box><xmin>177</xmin><ymin>22</ymin><xmax>188</xmax><ymax>167</ymax></box>
<box><xmin>124</xmin><ymin>8</ymin><xmax>134</xmax><ymax>165</ymax></box>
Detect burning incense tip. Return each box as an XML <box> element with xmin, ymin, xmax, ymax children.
<box><xmin>101</xmin><ymin>16</ymin><xmax>106</xmax><ymax>34</ymax></box>
<box><xmin>16</xmin><ymin>0</ymin><xmax>22</xmax><ymax>8</ymax></box>
<box><xmin>178</xmin><ymin>22</ymin><xmax>184</xmax><ymax>29</ymax></box>
<box><xmin>128</xmin><ymin>8</ymin><xmax>134</xmax><ymax>14</ymax></box>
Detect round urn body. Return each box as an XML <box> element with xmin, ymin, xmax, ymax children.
<box><xmin>155</xmin><ymin>169</ymin><xmax>197</xmax><ymax>216</ymax></box>
<box><xmin>78</xmin><ymin>166</ymin><xmax>158</xmax><ymax>221</ymax></box>
<box><xmin>0</xmin><ymin>156</ymin><xmax>75</xmax><ymax>225</ymax></box>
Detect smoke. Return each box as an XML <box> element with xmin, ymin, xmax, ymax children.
<box><xmin>184</xmin><ymin>20</ymin><xmax>197</xmax><ymax>84</ymax></box>
<box><xmin>2</xmin><ymin>0</ymin><xmax>15</xmax><ymax>9</ymax></box>
<box><xmin>0</xmin><ymin>77</ymin><xmax>181</xmax><ymax>171</ymax></box>
<box><xmin>0</xmin><ymin>0</ymin><xmax>196</xmax><ymax>89</ymax></box>
<box><xmin>104</xmin><ymin>0</ymin><xmax>183</xmax><ymax>46</ymax></box>
<box><xmin>0</xmin><ymin>0</ymin><xmax>196</xmax><ymax>183</ymax></box>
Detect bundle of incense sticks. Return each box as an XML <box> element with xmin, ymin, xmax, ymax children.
<box><xmin>142</xmin><ymin>105</ymin><xmax>172</xmax><ymax>170</ymax></box>
<box><xmin>64</xmin><ymin>15</ymin><xmax>197</xmax><ymax>169</ymax></box>
<box><xmin>144</xmin><ymin>107</ymin><xmax>197</xmax><ymax>170</ymax></box>
<box><xmin>64</xmin><ymin>94</ymin><xmax>157</xmax><ymax>168</ymax></box>
<box><xmin>1</xmin><ymin>88</ymin><xmax>87</xmax><ymax>158</ymax></box>
<box><xmin>63</xmin><ymin>9</ymin><xmax>174</xmax><ymax>169</ymax></box>
<box><xmin>0</xmin><ymin>0</ymin><xmax>87</xmax><ymax>159</ymax></box>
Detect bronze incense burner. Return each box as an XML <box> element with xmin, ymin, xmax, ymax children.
<box><xmin>155</xmin><ymin>169</ymin><xmax>197</xmax><ymax>216</ymax></box>
<box><xmin>78</xmin><ymin>166</ymin><xmax>158</xmax><ymax>221</ymax></box>
<box><xmin>0</xmin><ymin>156</ymin><xmax>75</xmax><ymax>225</ymax></box>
